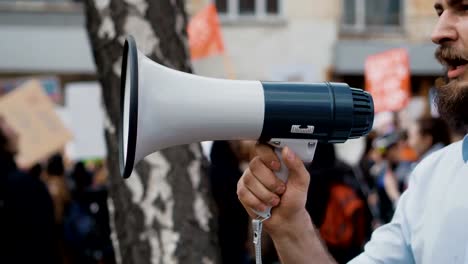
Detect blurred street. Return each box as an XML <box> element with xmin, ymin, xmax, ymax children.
<box><xmin>0</xmin><ymin>1</ymin><xmax>461</xmax><ymax>264</ymax></box>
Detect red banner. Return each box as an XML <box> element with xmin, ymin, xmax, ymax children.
<box><xmin>365</xmin><ymin>48</ymin><xmax>411</xmax><ymax>113</ymax></box>
<box><xmin>187</xmin><ymin>4</ymin><xmax>225</xmax><ymax>60</ymax></box>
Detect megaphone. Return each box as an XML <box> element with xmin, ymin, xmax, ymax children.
<box><xmin>119</xmin><ymin>35</ymin><xmax>374</xmax><ymax>218</ymax></box>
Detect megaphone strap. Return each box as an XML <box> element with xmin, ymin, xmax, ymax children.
<box><xmin>252</xmin><ymin>215</ymin><xmax>270</xmax><ymax>264</ymax></box>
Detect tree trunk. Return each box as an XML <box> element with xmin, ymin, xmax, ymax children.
<box><xmin>83</xmin><ymin>1</ymin><xmax>220</xmax><ymax>263</ymax></box>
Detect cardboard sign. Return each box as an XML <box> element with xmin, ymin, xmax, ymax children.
<box><xmin>188</xmin><ymin>3</ymin><xmax>225</xmax><ymax>60</ymax></box>
<box><xmin>365</xmin><ymin>48</ymin><xmax>411</xmax><ymax>113</ymax></box>
<box><xmin>0</xmin><ymin>80</ymin><xmax>72</xmax><ymax>168</ymax></box>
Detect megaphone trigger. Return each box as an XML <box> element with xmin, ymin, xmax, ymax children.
<box><xmin>251</xmin><ymin>138</ymin><xmax>318</xmax><ymax>219</ymax></box>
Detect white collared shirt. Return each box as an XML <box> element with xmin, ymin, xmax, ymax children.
<box><xmin>349</xmin><ymin>135</ymin><xmax>468</xmax><ymax>264</ymax></box>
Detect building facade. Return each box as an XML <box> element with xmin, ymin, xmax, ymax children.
<box><xmin>0</xmin><ymin>0</ymin><xmax>443</xmax><ymax>163</ymax></box>
<box><xmin>333</xmin><ymin>0</ymin><xmax>442</xmax><ymax>96</ymax></box>
<box><xmin>0</xmin><ymin>0</ymin><xmax>96</xmax><ymax>84</ymax></box>
<box><xmin>0</xmin><ymin>0</ymin><xmax>442</xmax><ymax>87</ymax></box>
<box><xmin>0</xmin><ymin>0</ymin><xmax>96</xmax><ymax>106</ymax></box>
<box><xmin>189</xmin><ymin>0</ymin><xmax>340</xmax><ymax>83</ymax></box>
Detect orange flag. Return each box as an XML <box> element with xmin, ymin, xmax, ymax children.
<box><xmin>187</xmin><ymin>4</ymin><xmax>225</xmax><ymax>60</ymax></box>
<box><xmin>365</xmin><ymin>48</ymin><xmax>411</xmax><ymax>113</ymax></box>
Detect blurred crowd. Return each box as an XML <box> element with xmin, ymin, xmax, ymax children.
<box><xmin>0</xmin><ymin>116</ymin><xmax>115</xmax><ymax>264</ymax></box>
<box><xmin>1</xmin><ymin>109</ymin><xmax>463</xmax><ymax>264</ymax></box>
<box><xmin>209</xmin><ymin>114</ymin><xmax>464</xmax><ymax>264</ymax></box>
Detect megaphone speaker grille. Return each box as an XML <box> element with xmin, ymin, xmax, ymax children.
<box><xmin>119</xmin><ymin>36</ymin><xmax>139</xmax><ymax>179</ymax></box>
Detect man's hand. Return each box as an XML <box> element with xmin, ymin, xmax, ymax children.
<box><xmin>237</xmin><ymin>143</ymin><xmax>311</xmax><ymax>235</ymax></box>
<box><xmin>237</xmin><ymin>143</ymin><xmax>337</xmax><ymax>264</ymax></box>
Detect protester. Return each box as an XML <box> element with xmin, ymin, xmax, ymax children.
<box><xmin>45</xmin><ymin>153</ymin><xmax>71</xmax><ymax>225</ymax></box>
<box><xmin>64</xmin><ymin>161</ymin><xmax>115</xmax><ymax>264</ymax></box>
<box><xmin>406</xmin><ymin>116</ymin><xmax>451</xmax><ymax>180</ymax></box>
<box><xmin>408</xmin><ymin>116</ymin><xmax>451</xmax><ymax>161</ymax></box>
<box><xmin>236</xmin><ymin>0</ymin><xmax>468</xmax><ymax>262</ymax></box>
<box><xmin>0</xmin><ymin>116</ymin><xmax>60</xmax><ymax>264</ymax></box>
<box><xmin>355</xmin><ymin>130</ymin><xmax>378</xmax><ymax>199</ymax></box>
<box><xmin>354</xmin><ymin>131</ymin><xmax>383</xmax><ymax>229</ymax></box>
<box><xmin>305</xmin><ymin>143</ymin><xmax>371</xmax><ymax>264</ymax></box>
<box><xmin>209</xmin><ymin>140</ymin><xmax>252</xmax><ymax>264</ymax></box>
<box><xmin>370</xmin><ymin>132</ymin><xmax>402</xmax><ymax>223</ymax></box>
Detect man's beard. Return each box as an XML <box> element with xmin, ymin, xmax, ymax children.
<box><xmin>434</xmin><ymin>45</ymin><xmax>468</xmax><ymax>129</ymax></box>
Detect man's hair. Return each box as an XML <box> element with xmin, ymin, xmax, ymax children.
<box><xmin>417</xmin><ymin>117</ymin><xmax>451</xmax><ymax>146</ymax></box>
<box><xmin>47</xmin><ymin>153</ymin><xmax>65</xmax><ymax>176</ymax></box>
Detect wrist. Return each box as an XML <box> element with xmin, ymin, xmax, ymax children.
<box><xmin>262</xmin><ymin>210</ymin><xmax>336</xmax><ymax>264</ymax></box>
<box><xmin>266</xmin><ymin>209</ymin><xmax>316</xmax><ymax>240</ymax></box>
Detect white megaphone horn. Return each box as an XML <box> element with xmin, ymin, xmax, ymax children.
<box><xmin>119</xmin><ymin>35</ymin><xmax>374</xmax><ymax>219</ymax></box>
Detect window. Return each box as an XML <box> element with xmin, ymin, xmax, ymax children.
<box><xmin>341</xmin><ymin>0</ymin><xmax>402</xmax><ymax>33</ymax></box>
<box><xmin>266</xmin><ymin>0</ymin><xmax>278</xmax><ymax>14</ymax></box>
<box><xmin>215</xmin><ymin>0</ymin><xmax>228</xmax><ymax>13</ymax></box>
<box><xmin>239</xmin><ymin>0</ymin><xmax>255</xmax><ymax>15</ymax></box>
<box><xmin>215</xmin><ymin>0</ymin><xmax>283</xmax><ymax>22</ymax></box>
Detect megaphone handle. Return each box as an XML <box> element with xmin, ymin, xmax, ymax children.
<box><xmin>252</xmin><ymin>138</ymin><xmax>318</xmax><ymax>219</ymax></box>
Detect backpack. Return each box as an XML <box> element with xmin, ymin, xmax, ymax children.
<box><xmin>319</xmin><ymin>183</ymin><xmax>367</xmax><ymax>248</ymax></box>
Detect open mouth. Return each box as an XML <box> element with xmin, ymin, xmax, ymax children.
<box><xmin>443</xmin><ymin>57</ymin><xmax>468</xmax><ymax>79</ymax></box>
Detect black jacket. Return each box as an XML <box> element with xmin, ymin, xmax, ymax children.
<box><xmin>0</xmin><ymin>154</ymin><xmax>60</xmax><ymax>264</ymax></box>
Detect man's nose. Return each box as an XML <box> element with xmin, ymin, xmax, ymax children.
<box><xmin>431</xmin><ymin>12</ymin><xmax>458</xmax><ymax>45</ymax></box>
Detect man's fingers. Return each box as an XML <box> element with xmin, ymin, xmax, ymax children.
<box><xmin>255</xmin><ymin>143</ymin><xmax>281</xmax><ymax>171</ymax></box>
<box><xmin>241</xmin><ymin>167</ymin><xmax>281</xmax><ymax>207</ymax></box>
<box><xmin>249</xmin><ymin>157</ymin><xmax>286</xmax><ymax>195</ymax></box>
<box><xmin>237</xmin><ymin>175</ymin><xmax>270</xmax><ymax>214</ymax></box>
<box><xmin>281</xmin><ymin>147</ymin><xmax>310</xmax><ymax>192</ymax></box>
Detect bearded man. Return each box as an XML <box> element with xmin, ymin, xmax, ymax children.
<box><xmin>236</xmin><ymin>0</ymin><xmax>468</xmax><ymax>263</ymax></box>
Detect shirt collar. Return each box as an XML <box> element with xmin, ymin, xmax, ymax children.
<box><xmin>463</xmin><ymin>134</ymin><xmax>468</xmax><ymax>163</ymax></box>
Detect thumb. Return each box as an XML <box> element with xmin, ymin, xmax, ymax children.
<box><xmin>281</xmin><ymin>146</ymin><xmax>310</xmax><ymax>192</ymax></box>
